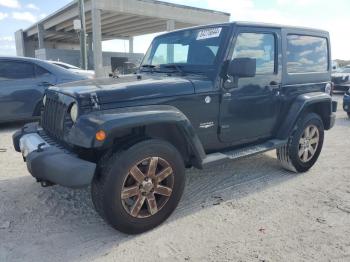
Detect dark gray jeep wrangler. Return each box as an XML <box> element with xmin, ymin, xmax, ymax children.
<box><xmin>13</xmin><ymin>22</ymin><xmax>337</xmax><ymax>234</ymax></box>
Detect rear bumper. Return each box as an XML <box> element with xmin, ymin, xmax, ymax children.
<box><xmin>329</xmin><ymin>113</ymin><xmax>336</xmax><ymax>129</ymax></box>
<box><xmin>326</xmin><ymin>100</ymin><xmax>338</xmax><ymax>130</ymax></box>
<box><xmin>13</xmin><ymin>123</ymin><xmax>96</xmax><ymax>188</ymax></box>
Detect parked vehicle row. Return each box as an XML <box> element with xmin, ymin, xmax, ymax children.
<box><xmin>332</xmin><ymin>66</ymin><xmax>350</xmax><ymax>92</ymax></box>
<box><xmin>0</xmin><ymin>57</ymin><xmax>88</xmax><ymax>123</ymax></box>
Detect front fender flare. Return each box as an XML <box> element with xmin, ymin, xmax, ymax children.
<box><xmin>67</xmin><ymin>105</ymin><xmax>206</xmax><ymax>168</ymax></box>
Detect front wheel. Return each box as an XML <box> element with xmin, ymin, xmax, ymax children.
<box><xmin>277</xmin><ymin>113</ymin><xmax>324</xmax><ymax>173</ymax></box>
<box><xmin>91</xmin><ymin>139</ymin><xmax>185</xmax><ymax>234</ymax></box>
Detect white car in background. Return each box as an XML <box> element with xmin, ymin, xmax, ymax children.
<box><xmin>332</xmin><ymin>66</ymin><xmax>350</xmax><ymax>92</ymax></box>
<box><xmin>49</xmin><ymin>61</ymin><xmax>95</xmax><ymax>79</ymax></box>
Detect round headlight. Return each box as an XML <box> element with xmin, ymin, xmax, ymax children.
<box><xmin>43</xmin><ymin>95</ymin><xmax>47</xmax><ymax>106</ymax></box>
<box><xmin>70</xmin><ymin>103</ymin><xmax>78</xmax><ymax>123</ymax></box>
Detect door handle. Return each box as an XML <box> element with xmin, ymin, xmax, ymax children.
<box><xmin>265</xmin><ymin>81</ymin><xmax>281</xmax><ymax>95</ymax></box>
<box><xmin>269</xmin><ymin>81</ymin><xmax>280</xmax><ymax>87</ymax></box>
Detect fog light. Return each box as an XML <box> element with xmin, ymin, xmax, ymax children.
<box><xmin>96</xmin><ymin>130</ymin><xmax>106</xmax><ymax>141</ymax></box>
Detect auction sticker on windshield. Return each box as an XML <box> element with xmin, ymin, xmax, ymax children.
<box><xmin>197</xmin><ymin>28</ymin><xmax>222</xmax><ymax>40</ymax></box>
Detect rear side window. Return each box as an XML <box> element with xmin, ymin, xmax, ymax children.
<box><xmin>35</xmin><ymin>65</ymin><xmax>51</xmax><ymax>77</ymax></box>
<box><xmin>287</xmin><ymin>35</ymin><xmax>328</xmax><ymax>73</ymax></box>
<box><xmin>0</xmin><ymin>61</ymin><xmax>35</xmax><ymax>80</ymax></box>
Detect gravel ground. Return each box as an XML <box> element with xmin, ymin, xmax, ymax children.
<box><xmin>0</xmin><ymin>94</ymin><xmax>349</xmax><ymax>262</ymax></box>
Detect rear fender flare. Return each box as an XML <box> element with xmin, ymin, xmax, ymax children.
<box><xmin>276</xmin><ymin>92</ymin><xmax>332</xmax><ymax>139</ymax></box>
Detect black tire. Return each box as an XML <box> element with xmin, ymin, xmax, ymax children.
<box><xmin>277</xmin><ymin>113</ymin><xmax>324</xmax><ymax>173</ymax></box>
<box><xmin>91</xmin><ymin>139</ymin><xmax>185</xmax><ymax>234</ymax></box>
<box><xmin>347</xmin><ymin>112</ymin><xmax>350</xmax><ymax>119</ymax></box>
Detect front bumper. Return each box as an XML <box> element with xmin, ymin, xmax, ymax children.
<box><xmin>13</xmin><ymin>123</ymin><xmax>96</xmax><ymax>188</ymax></box>
<box><xmin>343</xmin><ymin>93</ymin><xmax>350</xmax><ymax>112</ymax></box>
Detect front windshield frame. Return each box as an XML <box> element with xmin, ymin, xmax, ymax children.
<box><xmin>140</xmin><ymin>25</ymin><xmax>229</xmax><ymax>73</ymax></box>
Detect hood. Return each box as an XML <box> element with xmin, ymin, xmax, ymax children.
<box><xmin>50</xmin><ymin>74</ymin><xmax>195</xmax><ymax>104</ymax></box>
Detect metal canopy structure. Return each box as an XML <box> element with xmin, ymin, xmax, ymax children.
<box><xmin>16</xmin><ymin>0</ymin><xmax>230</xmax><ymax>76</ymax></box>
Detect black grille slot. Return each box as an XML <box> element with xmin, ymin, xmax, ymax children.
<box><xmin>38</xmin><ymin>130</ymin><xmax>74</xmax><ymax>155</ymax></box>
<box><xmin>41</xmin><ymin>93</ymin><xmax>68</xmax><ymax>140</ymax></box>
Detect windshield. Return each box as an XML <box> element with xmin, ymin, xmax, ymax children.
<box><xmin>141</xmin><ymin>26</ymin><xmax>228</xmax><ymax>72</ymax></box>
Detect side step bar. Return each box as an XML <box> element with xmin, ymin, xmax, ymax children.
<box><xmin>202</xmin><ymin>139</ymin><xmax>287</xmax><ymax>167</ymax></box>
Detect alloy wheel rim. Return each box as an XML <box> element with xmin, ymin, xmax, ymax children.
<box><xmin>121</xmin><ymin>157</ymin><xmax>174</xmax><ymax>218</ymax></box>
<box><xmin>298</xmin><ymin>124</ymin><xmax>320</xmax><ymax>163</ymax></box>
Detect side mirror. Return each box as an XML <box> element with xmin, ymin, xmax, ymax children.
<box><xmin>227</xmin><ymin>58</ymin><xmax>256</xmax><ymax>78</ymax></box>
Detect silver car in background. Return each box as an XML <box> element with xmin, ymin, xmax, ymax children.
<box><xmin>0</xmin><ymin>57</ymin><xmax>88</xmax><ymax>123</ymax></box>
<box><xmin>48</xmin><ymin>61</ymin><xmax>95</xmax><ymax>79</ymax></box>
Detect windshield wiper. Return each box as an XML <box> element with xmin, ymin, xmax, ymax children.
<box><xmin>141</xmin><ymin>64</ymin><xmax>156</xmax><ymax>68</ymax></box>
<box><xmin>140</xmin><ymin>64</ymin><xmax>159</xmax><ymax>73</ymax></box>
<box><xmin>161</xmin><ymin>64</ymin><xmax>186</xmax><ymax>76</ymax></box>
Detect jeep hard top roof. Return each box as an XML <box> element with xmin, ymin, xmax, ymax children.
<box><xmin>156</xmin><ymin>21</ymin><xmax>329</xmax><ymax>37</ymax></box>
<box><xmin>232</xmin><ymin>21</ymin><xmax>328</xmax><ymax>34</ymax></box>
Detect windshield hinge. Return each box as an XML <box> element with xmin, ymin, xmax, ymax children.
<box><xmin>90</xmin><ymin>93</ymin><xmax>100</xmax><ymax>110</ymax></box>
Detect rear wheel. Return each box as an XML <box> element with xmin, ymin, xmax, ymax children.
<box><xmin>277</xmin><ymin>113</ymin><xmax>324</xmax><ymax>173</ymax></box>
<box><xmin>91</xmin><ymin>139</ymin><xmax>185</xmax><ymax>234</ymax></box>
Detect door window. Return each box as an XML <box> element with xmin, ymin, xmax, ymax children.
<box><xmin>232</xmin><ymin>33</ymin><xmax>276</xmax><ymax>75</ymax></box>
<box><xmin>0</xmin><ymin>61</ymin><xmax>35</xmax><ymax>80</ymax></box>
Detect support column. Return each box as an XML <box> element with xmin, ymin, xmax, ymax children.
<box><xmin>15</xmin><ymin>30</ymin><xmax>25</xmax><ymax>56</ymax></box>
<box><xmin>88</xmin><ymin>34</ymin><xmax>93</xmax><ymax>52</ymax></box>
<box><xmin>166</xmin><ymin>20</ymin><xmax>175</xmax><ymax>63</ymax></box>
<box><xmin>87</xmin><ymin>34</ymin><xmax>93</xmax><ymax>70</ymax></box>
<box><xmin>166</xmin><ymin>20</ymin><xmax>175</xmax><ymax>31</ymax></box>
<box><xmin>92</xmin><ymin>1</ymin><xmax>104</xmax><ymax>77</ymax></box>
<box><xmin>78</xmin><ymin>0</ymin><xmax>88</xmax><ymax>70</ymax></box>
<box><xmin>129</xmin><ymin>37</ymin><xmax>134</xmax><ymax>53</ymax></box>
<box><xmin>37</xmin><ymin>23</ymin><xmax>45</xmax><ymax>49</ymax></box>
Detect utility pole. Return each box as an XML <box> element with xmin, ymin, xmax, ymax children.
<box><xmin>78</xmin><ymin>0</ymin><xmax>88</xmax><ymax>70</ymax></box>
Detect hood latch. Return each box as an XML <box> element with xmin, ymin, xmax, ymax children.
<box><xmin>90</xmin><ymin>93</ymin><xmax>100</xmax><ymax>110</ymax></box>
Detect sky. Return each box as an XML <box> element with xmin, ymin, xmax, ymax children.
<box><xmin>0</xmin><ymin>0</ymin><xmax>349</xmax><ymax>59</ymax></box>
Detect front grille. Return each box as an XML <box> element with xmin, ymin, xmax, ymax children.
<box><xmin>38</xmin><ymin>130</ymin><xmax>75</xmax><ymax>155</ymax></box>
<box><xmin>41</xmin><ymin>92</ymin><xmax>69</xmax><ymax>140</ymax></box>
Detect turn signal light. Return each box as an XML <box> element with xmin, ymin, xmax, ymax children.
<box><xmin>95</xmin><ymin>130</ymin><xmax>106</xmax><ymax>141</ymax></box>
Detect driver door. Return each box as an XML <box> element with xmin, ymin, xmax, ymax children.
<box><xmin>219</xmin><ymin>27</ymin><xmax>282</xmax><ymax>145</ymax></box>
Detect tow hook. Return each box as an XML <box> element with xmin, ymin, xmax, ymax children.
<box><xmin>37</xmin><ymin>143</ymin><xmax>46</xmax><ymax>152</ymax></box>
